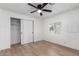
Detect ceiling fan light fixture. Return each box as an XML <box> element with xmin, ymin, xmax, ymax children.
<box><xmin>37</xmin><ymin>10</ymin><xmax>42</xmax><ymax>13</ymax></box>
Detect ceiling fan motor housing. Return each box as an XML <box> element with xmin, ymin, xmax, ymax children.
<box><xmin>37</xmin><ymin>4</ymin><xmax>42</xmax><ymax>9</ymax></box>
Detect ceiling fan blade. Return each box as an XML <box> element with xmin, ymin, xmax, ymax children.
<box><xmin>42</xmin><ymin>9</ymin><xmax>52</xmax><ymax>12</ymax></box>
<box><xmin>40</xmin><ymin>13</ymin><xmax>43</xmax><ymax>16</ymax></box>
<box><xmin>30</xmin><ymin>10</ymin><xmax>37</xmax><ymax>13</ymax></box>
<box><xmin>28</xmin><ymin>3</ymin><xmax>38</xmax><ymax>9</ymax></box>
<box><xmin>49</xmin><ymin>3</ymin><xmax>55</xmax><ymax>5</ymax></box>
<box><xmin>41</xmin><ymin>3</ymin><xmax>48</xmax><ymax>9</ymax></box>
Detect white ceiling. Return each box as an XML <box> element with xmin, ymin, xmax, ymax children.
<box><xmin>0</xmin><ymin>3</ymin><xmax>79</xmax><ymax>19</ymax></box>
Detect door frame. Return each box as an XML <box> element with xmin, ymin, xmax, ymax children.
<box><xmin>10</xmin><ymin>17</ymin><xmax>34</xmax><ymax>47</ymax></box>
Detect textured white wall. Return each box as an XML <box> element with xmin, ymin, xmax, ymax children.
<box><xmin>43</xmin><ymin>8</ymin><xmax>79</xmax><ymax>50</ymax></box>
<box><xmin>34</xmin><ymin>19</ymin><xmax>43</xmax><ymax>41</ymax></box>
<box><xmin>0</xmin><ymin>9</ymin><xmax>43</xmax><ymax>50</ymax></box>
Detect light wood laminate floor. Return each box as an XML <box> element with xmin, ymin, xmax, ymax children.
<box><xmin>0</xmin><ymin>40</ymin><xmax>79</xmax><ymax>56</ymax></box>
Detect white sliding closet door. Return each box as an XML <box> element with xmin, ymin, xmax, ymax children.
<box><xmin>21</xmin><ymin>20</ymin><xmax>33</xmax><ymax>44</ymax></box>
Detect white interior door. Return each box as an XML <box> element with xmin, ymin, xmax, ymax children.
<box><xmin>21</xmin><ymin>20</ymin><xmax>33</xmax><ymax>44</ymax></box>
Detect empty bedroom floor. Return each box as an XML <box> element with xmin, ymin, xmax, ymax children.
<box><xmin>0</xmin><ymin>40</ymin><xmax>79</xmax><ymax>56</ymax></box>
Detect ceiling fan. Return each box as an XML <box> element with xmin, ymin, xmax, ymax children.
<box><xmin>28</xmin><ymin>3</ymin><xmax>55</xmax><ymax>16</ymax></box>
